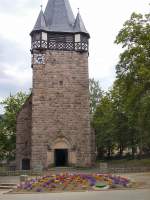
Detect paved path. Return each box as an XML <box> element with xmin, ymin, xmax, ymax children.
<box><xmin>0</xmin><ymin>176</ymin><xmax>19</xmax><ymax>184</ymax></box>
<box><xmin>0</xmin><ymin>189</ymin><xmax>150</xmax><ymax>200</ymax></box>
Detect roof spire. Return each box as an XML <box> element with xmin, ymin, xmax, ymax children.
<box><xmin>44</xmin><ymin>0</ymin><xmax>75</xmax><ymax>32</ymax></box>
<box><xmin>40</xmin><ymin>0</ymin><xmax>43</xmax><ymax>10</ymax></box>
<box><xmin>31</xmin><ymin>0</ymin><xmax>90</xmax><ymax>36</ymax></box>
<box><xmin>74</xmin><ymin>10</ymin><xmax>89</xmax><ymax>36</ymax></box>
<box><xmin>31</xmin><ymin>7</ymin><xmax>47</xmax><ymax>33</ymax></box>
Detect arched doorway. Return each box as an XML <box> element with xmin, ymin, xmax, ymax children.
<box><xmin>53</xmin><ymin>138</ymin><xmax>69</xmax><ymax>167</ymax></box>
<box><xmin>22</xmin><ymin>158</ymin><xmax>30</xmax><ymax>170</ymax></box>
<box><xmin>55</xmin><ymin>149</ymin><xmax>68</xmax><ymax>166</ymax></box>
<box><xmin>47</xmin><ymin>137</ymin><xmax>77</xmax><ymax>167</ymax></box>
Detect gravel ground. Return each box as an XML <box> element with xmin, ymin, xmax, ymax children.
<box><xmin>0</xmin><ymin>189</ymin><xmax>150</xmax><ymax>200</ymax></box>
<box><xmin>121</xmin><ymin>172</ymin><xmax>150</xmax><ymax>188</ymax></box>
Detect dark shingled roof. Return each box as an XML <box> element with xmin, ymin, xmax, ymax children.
<box><xmin>74</xmin><ymin>12</ymin><xmax>89</xmax><ymax>34</ymax></box>
<box><xmin>44</xmin><ymin>0</ymin><xmax>75</xmax><ymax>32</ymax></box>
<box><xmin>31</xmin><ymin>0</ymin><xmax>89</xmax><ymax>35</ymax></box>
<box><xmin>33</xmin><ymin>9</ymin><xmax>48</xmax><ymax>32</ymax></box>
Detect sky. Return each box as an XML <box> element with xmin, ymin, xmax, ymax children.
<box><xmin>0</xmin><ymin>0</ymin><xmax>149</xmax><ymax>113</ymax></box>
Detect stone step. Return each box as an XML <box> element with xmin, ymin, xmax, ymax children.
<box><xmin>0</xmin><ymin>184</ymin><xmax>16</xmax><ymax>186</ymax></box>
<box><xmin>48</xmin><ymin>167</ymin><xmax>74</xmax><ymax>170</ymax></box>
<box><xmin>0</xmin><ymin>184</ymin><xmax>16</xmax><ymax>189</ymax></box>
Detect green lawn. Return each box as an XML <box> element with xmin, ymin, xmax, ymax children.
<box><xmin>103</xmin><ymin>158</ymin><xmax>150</xmax><ymax>167</ymax></box>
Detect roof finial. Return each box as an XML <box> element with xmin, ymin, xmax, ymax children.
<box><xmin>77</xmin><ymin>8</ymin><xmax>80</xmax><ymax>13</ymax></box>
<box><xmin>40</xmin><ymin>4</ymin><xmax>43</xmax><ymax>11</ymax></box>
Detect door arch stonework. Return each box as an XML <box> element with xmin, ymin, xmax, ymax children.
<box><xmin>47</xmin><ymin>137</ymin><xmax>76</xmax><ymax>167</ymax></box>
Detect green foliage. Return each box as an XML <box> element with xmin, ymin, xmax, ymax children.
<box><xmin>89</xmin><ymin>78</ymin><xmax>103</xmax><ymax>114</ymax></box>
<box><xmin>92</xmin><ymin>10</ymin><xmax>150</xmax><ymax>159</ymax></box>
<box><xmin>104</xmin><ymin>158</ymin><xmax>150</xmax><ymax>167</ymax></box>
<box><xmin>114</xmin><ymin>12</ymin><xmax>150</xmax><ymax>156</ymax></box>
<box><xmin>0</xmin><ymin>92</ymin><xmax>29</xmax><ymax>160</ymax></box>
<box><xmin>92</xmin><ymin>93</ymin><xmax>115</xmax><ymax>158</ymax></box>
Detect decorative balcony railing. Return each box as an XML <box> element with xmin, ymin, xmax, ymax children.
<box><xmin>31</xmin><ymin>40</ymin><xmax>88</xmax><ymax>52</ymax></box>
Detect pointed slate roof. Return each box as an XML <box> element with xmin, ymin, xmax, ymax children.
<box><xmin>31</xmin><ymin>0</ymin><xmax>89</xmax><ymax>35</ymax></box>
<box><xmin>44</xmin><ymin>0</ymin><xmax>75</xmax><ymax>32</ymax></box>
<box><xmin>74</xmin><ymin>11</ymin><xmax>89</xmax><ymax>35</ymax></box>
<box><xmin>33</xmin><ymin>9</ymin><xmax>47</xmax><ymax>32</ymax></box>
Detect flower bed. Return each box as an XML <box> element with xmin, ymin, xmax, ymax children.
<box><xmin>16</xmin><ymin>173</ymin><xmax>131</xmax><ymax>193</ymax></box>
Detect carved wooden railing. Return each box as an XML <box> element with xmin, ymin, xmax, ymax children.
<box><xmin>32</xmin><ymin>40</ymin><xmax>88</xmax><ymax>52</ymax></box>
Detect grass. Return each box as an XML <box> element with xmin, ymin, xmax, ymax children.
<box><xmin>0</xmin><ymin>166</ymin><xmax>7</xmax><ymax>171</ymax></box>
<box><xmin>99</xmin><ymin>158</ymin><xmax>150</xmax><ymax>167</ymax></box>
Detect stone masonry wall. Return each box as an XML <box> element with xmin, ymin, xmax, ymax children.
<box><xmin>16</xmin><ymin>96</ymin><xmax>32</xmax><ymax>169</ymax></box>
<box><xmin>31</xmin><ymin>50</ymin><xmax>95</xmax><ymax>169</ymax></box>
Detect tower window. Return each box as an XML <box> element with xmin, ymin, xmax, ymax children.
<box><xmin>42</xmin><ymin>32</ymin><xmax>47</xmax><ymax>40</ymax></box>
<box><xmin>25</xmin><ymin>141</ymin><xmax>28</xmax><ymax>148</ymax></box>
<box><xmin>75</xmin><ymin>34</ymin><xmax>81</xmax><ymax>43</ymax></box>
<box><xmin>48</xmin><ymin>34</ymin><xmax>74</xmax><ymax>43</ymax></box>
<box><xmin>33</xmin><ymin>33</ymin><xmax>41</xmax><ymax>41</ymax></box>
<box><xmin>59</xmin><ymin>81</ymin><xmax>63</xmax><ymax>86</ymax></box>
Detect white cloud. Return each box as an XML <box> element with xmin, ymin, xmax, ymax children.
<box><xmin>0</xmin><ymin>0</ymin><xmax>149</xmax><ymax>107</ymax></box>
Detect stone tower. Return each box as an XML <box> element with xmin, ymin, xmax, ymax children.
<box><xmin>16</xmin><ymin>0</ymin><xmax>95</xmax><ymax>170</ymax></box>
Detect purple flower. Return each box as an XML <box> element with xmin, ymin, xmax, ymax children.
<box><xmin>87</xmin><ymin>177</ymin><xmax>96</xmax><ymax>186</ymax></box>
<box><xmin>36</xmin><ymin>188</ymin><xmax>43</xmax><ymax>192</ymax></box>
<box><xmin>43</xmin><ymin>183</ymin><xmax>48</xmax><ymax>188</ymax></box>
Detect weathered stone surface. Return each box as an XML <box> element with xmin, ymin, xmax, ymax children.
<box><xmin>31</xmin><ymin>50</ymin><xmax>95</xmax><ymax>169</ymax></box>
<box><xmin>16</xmin><ymin>96</ymin><xmax>32</xmax><ymax>169</ymax></box>
<box><xmin>16</xmin><ymin>50</ymin><xmax>95</xmax><ymax>170</ymax></box>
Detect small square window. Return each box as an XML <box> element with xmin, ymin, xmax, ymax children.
<box><xmin>59</xmin><ymin>81</ymin><xmax>63</xmax><ymax>86</ymax></box>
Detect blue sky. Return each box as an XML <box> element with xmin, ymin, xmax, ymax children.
<box><xmin>0</xmin><ymin>0</ymin><xmax>149</xmax><ymax>113</ymax></box>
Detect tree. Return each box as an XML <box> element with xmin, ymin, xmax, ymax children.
<box><xmin>0</xmin><ymin>92</ymin><xmax>29</xmax><ymax>160</ymax></box>
<box><xmin>110</xmin><ymin>82</ymin><xmax>130</xmax><ymax>157</ymax></box>
<box><xmin>92</xmin><ymin>93</ymin><xmax>115</xmax><ymax>158</ymax></box>
<box><xmin>89</xmin><ymin>78</ymin><xmax>103</xmax><ymax>114</ymax></box>
<box><xmin>115</xmin><ymin>12</ymin><xmax>150</xmax><ymax>156</ymax></box>
<box><xmin>92</xmin><ymin>11</ymin><xmax>150</xmax><ymax>160</ymax></box>
<box><xmin>0</xmin><ymin>119</ymin><xmax>7</xmax><ymax>160</ymax></box>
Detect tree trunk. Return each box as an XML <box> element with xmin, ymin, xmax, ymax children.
<box><xmin>107</xmin><ymin>147</ymin><xmax>111</xmax><ymax>158</ymax></box>
<box><xmin>119</xmin><ymin>145</ymin><xmax>124</xmax><ymax>157</ymax></box>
